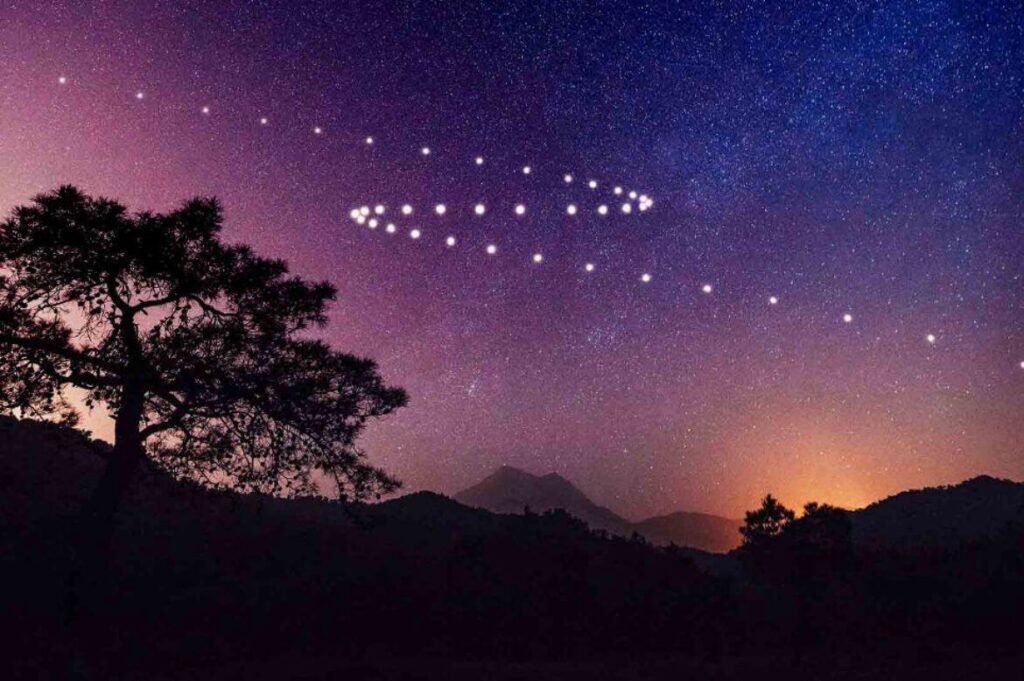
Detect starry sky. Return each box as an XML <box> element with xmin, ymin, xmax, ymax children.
<box><xmin>2</xmin><ymin>0</ymin><xmax>1022</xmax><ymax>518</ymax></box>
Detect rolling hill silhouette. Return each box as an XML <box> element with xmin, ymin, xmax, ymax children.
<box><xmin>4</xmin><ymin>415</ymin><xmax>1024</xmax><ymax>678</ymax></box>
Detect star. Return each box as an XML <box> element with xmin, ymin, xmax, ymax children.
<box><xmin>385</xmin><ymin>223</ymin><xmax>396</xmax><ymax>234</ymax></box>
<box><xmin>313</xmin><ymin>126</ymin><xmax>323</xmax><ymax>135</ymax></box>
<box><xmin>474</xmin><ymin>204</ymin><xmax>486</xmax><ymax>216</ymax></box>
<box><xmin>368</xmin><ymin>218</ymin><xmax>378</xmax><ymax>228</ymax></box>
<box><xmin>486</xmin><ymin>244</ymin><xmax>497</xmax><ymax>255</ymax></box>
<box><xmin>365</xmin><ymin>136</ymin><xmax>374</xmax><ymax>145</ymax></box>
<box><xmin>515</xmin><ymin>204</ymin><xmax>526</xmax><ymax>215</ymax></box>
<box><xmin>359</xmin><ymin>206</ymin><xmax>370</xmax><ymax>216</ymax></box>
<box><xmin>588</xmin><ymin>180</ymin><xmax>598</xmax><ymax>189</ymax></box>
<box><xmin>641</xmin><ymin>273</ymin><xmax>652</xmax><ymax>283</ymax></box>
<box><xmin>259</xmin><ymin>117</ymin><xmax>269</xmax><ymax>125</ymax></box>
<box><xmin>533</xmin><ymin>253</ymin><xmax>543</xmax><ymax>263</ymax></box>
<box><xmin>702</xmin><ymin>284</ymin><xmax>713</xmax><ymax>294</ymax></box>
<box><xmin>401</xmin><ymin>204</ymin><xmax>413</xmax><ymax>215</ymax></box>
<box><xmin>621</xmin><ymin>203</ymin><xmax>632</xmax><ymax>214</ymax></box>
<box><xmin>410</xmin><ymin>229</ymin><xmax>422</xmax><ymax>239</ymax></box>
<box><xmin>435</xmin><ymin>204</ymin><xmax>446</xmax><ymax>215</ymax></box>
<box><xmin>614</xmin><ymin>186</ymin><xmax>623</xmax><ymax>195</ymax></box>
<box><xmin>584</xmin><ymin>263</ymin><xmax>595</xmax><ymax>272</ymax></box>
<box><xmin>926</xmin><ymin>334</ymin><xmax>937</xmax><ymax>344</ymax></box>
<box><xmin>843</xmin><ymin>313</ymin><xmax>853</xmax><ymax>324</ymax></box>
<box><xmin>421</xmin><ymin>146</ymin><xmax>431</xmax><ymax>155</ymax></box>
<box><xmin>201</xmin><ymin>106</ymin><xmax>210</xmax><ymax>115</ymax></box>
<box><xmin>564</xmin><ymin>174</ymin><xmax>573</xmax><ymax>184</ymax></box>
<box><xmin>522</xmin><ymin>166</ymin><xmax>531</xmax><ymax>175</ymax></box>
<box><xmin>446</xmin><ymin>236</ymin><xmax>456</xmax><ymax>247</ymax></box>
<box><xmin>769</xmin><ymin>296</ymin><xmax>779</xmax><ymax>305</ymax></box>
<box><xmin>58</xmin><ymin>76</ymin><xmax>67</xmax><ymax>85</ymax></box>
<box><xmin>135</xmin><ymin>91</ymin><xmax>145</xmax><ymax>100</ymax></box>
<box><xmin>374</xmin><ymin>205</ymin><xmax>385</xmax><ymax>215</ymax></box>
<box><xmin>566</xmin><ymin>204</ymin><xmax>577</xmax><ymax>215</ymax></box>
<box><xmin>597</xmin><ymin>205</ymin><xmax>608</xmax><ymax>215</ymax></box>
<box><xmin>475</xmin><ymin>156</ymin><xmax>484</xmax><ymax>165</ymax></box>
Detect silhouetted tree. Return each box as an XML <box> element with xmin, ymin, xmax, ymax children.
<box><xmin>0</xmin><ymin>186</ymin><xmax>408</xmax><ymax>554</ymax></box>
<box><xmin>740</xmin><ymin>493</ymin><xmax>795</xmax><ymax>547</ymax></box>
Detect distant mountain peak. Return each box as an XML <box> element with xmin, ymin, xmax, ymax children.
<box><xmin>455</xmin><ymin>465</ymin><xmax>743</xmax><ymax>552</ymax></box>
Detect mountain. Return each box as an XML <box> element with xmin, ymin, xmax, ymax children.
<box><xmin>850</xmin><ymin>475</ymin><xmax>1024</xmax><ymax>548</ymax></box>
<box><xmin>454</xmin><ymin>465</ymin><xmax>743</xmax><ymax>552</ymax></box>
<box><xmin>454</xmin><ymin>465</ymin><xmax>634</xmax><ymax>536</ymax></box>
<box><xmin>634</xmin><ymin>512</ymin><xmax>743</xmax><ymax>554</ymax></box>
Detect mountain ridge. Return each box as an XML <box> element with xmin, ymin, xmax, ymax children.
<box><xmin>455</xmin><ymin>465</ymin><xmax>743</xmax><ymax>552</ymax></box>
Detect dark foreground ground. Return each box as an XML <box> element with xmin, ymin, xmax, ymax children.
<box><xmin>4</xmin><ymin>417</ymin><xmax>1023</xmax><ymax>680</ymax></box>
<box><xmin>13</xmin><ymin>650</ymin><xmax>1024</xmax><ymax>681</ymax></box>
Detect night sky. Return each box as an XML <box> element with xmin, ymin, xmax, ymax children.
<box><xmin>2</xmin><ymin>0</ymin><xmax>1022</xmax><ymax>518</ymax></box>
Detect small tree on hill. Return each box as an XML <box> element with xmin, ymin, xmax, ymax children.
<box><xmin>740</xmin><ymin>493</ymin><xmax>795</xmax><ymax>547</ymax></box>
<box><xmin>0</xmin><ymin>186</ymin><xmax>408</xmax><ymax>551</ymax></box>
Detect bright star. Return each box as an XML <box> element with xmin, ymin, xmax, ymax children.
<box><xmin>58</xmin><ymin>76</ymin><xmax>67</xmax><ymax>85</ymax></box>
<box><xmin>564</xmin><ymin>174</ymin><xmax>573</xmax><ymax>184</ymax></box>
<box><xmin>474</xmin><ymin>204</ymin><xmax>486</xmax><ymax>216</ymax></box>
<box><xmin>475</xmin><ymin>156</ymin><xmax>484</xmax><ymax>165</ymax></box>
<box><xmin>614</xmin><ymin>186</ymin><xmax>623</xmax><ymax>195</ymax></box>
<box><xmin>359</xmin><ymin>206</ymin><xmax>370</xmax><ymax>216</ymax></box>
<box><xmin>374</xmin><ymin>205</ymin><xmax>385</xmax><ymax>215</ymax></box>
<box><xmin>385</xmin><ymin>223</ymin><xmax>396</xmax><ymax>233</ymax></box>
<box><xmin>368</xmin><ymin>219</ymin><xmax>378</xmax><ymax>228</ymax></box>
<box><xmin>629</xmin><ymin>191</ymin><xmax>638</xmax><ymax>200</ymax></box>
<box><xmin>421</xmin><ymin>147</ymin><xmax>431</xmax><ymax>155</ymax></box>
<box><xmin>588</xmin><ymin>180</ymin><xmax>598</xmax><ymax>189</ymax></box>
<box><xmin>522</xmin><ymin>166</ymin><xmax>531</xmax><ymax>175</ymax></box>
<box><xmin>201</xmin><ymin>105</ymin><xmax>210</xmax><ymax>115</ymax></box>
<box><xmin>702</xmin><ymin>284</ymin><xmax>713</xmax><ymax>294</ymax></box>
<box><xmin>769</xmin><ymin>296</ymin><xmax>779</xmax><ymax>305</ymax></box>
<box><xmin>259</xmin><ymin>117</ymin><xmax>269</xmax><ymax>125</ymax></box>
<box><xmin>486</xmin><ymin>244</ymin><xmax>497</xmax><ymax>255</ymax></box>
<box><xmin>435</xmin><ymin>204</ymin><xmax>446</xmax><ymax>215</ymax></box>
<box><xmin>566</xmin><ymin>204</ymin><xmax>577</xmax><ymax>215</ymax></box>
<box><xmin>313</xmin><ymin>126</ymin><xmax>323</xmax><ymax>135</ymax></box>
<box><xmin>598</xmin><ymin>205</ymin><xmax>608</xmax><ymax>215</ymax></box>
<box><xmin>585</xmin><ymin>263</ymin><xmax>595</xmax><ymax>272</ymax></box>
<box><xmin>446</xmin><ymin>236</ymin><xmax>456</xmax><ymax>247</ymax></box>
<box><xmin>365</xmin><ymin>136</ymin><xmax>374</xmax><ymax>145</ymax></box>
<box><xmin>641</xmin><ymin>273</ymin><xmax>652</xmax><ymax>283</ymax></box>
<box><xmin>926</xmin><ymin>334</ymin><xmax>936</xmax><ymax>344</ymax></box>
<box><xmin>515</xmin><ymin>204</ymin><xmax>526</xmax><ymax>215</ymax></box>
<box><xmin>843</xmin><ymin>313</ymin><xmax>853</xmax><ymax>323</ymax></box>
<box><xmin>349</xmin><ymin>209</ymin><xmax>360</xmax><ymax>220</ymax></box>
<box><xmin>135</xmin><ymin>91</ymin><xmax>145</xmax><ymax>100</ymax></box>
<box><xmin>410</xmin><ymin>229</ymin><xmax>421</xmax><ymax>239</ymax></box>
<box><xmin>401</xmin><ymin>204</ymin><xmax>413</xmax><ymax>215</ymax></box>
<box><xmin>621</xmin><ymin>203</ymin><xmax>632</xmax><ymax>214</ymax></box>
<box><xmin>533</xmin><ymin>253</ymin><xmax>543</xmax><ymax>263</ymax></box>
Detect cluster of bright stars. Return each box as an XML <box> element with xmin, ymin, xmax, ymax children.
<box><xmin>51</xmin><ymin>75</ymin><xmax>1022</xmax><ymax>363</ymax></box>
<box><xmin>348</xmin><ymin>198</ymin><xmax>968</xmax><ymax>344</ymax></box>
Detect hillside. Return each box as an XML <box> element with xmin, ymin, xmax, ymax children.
<box><xmin>634</xmin><ymin>512</ymin><xmax>743</xmax><ymax>554</ymax></box>
<box><xmin>850</xmin><ymin>475</ymin><xmax>1024</xmax><ymax>548</ymax></box>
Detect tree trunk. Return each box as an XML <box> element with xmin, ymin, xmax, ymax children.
<box><xmin>61</xmin><ymin>379</ymin><xmax>145</xmax><ymax>675</ymax></box>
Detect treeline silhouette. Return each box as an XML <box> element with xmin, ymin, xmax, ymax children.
<box><xmin>3</xmin><ymin>417</ymin><xmax>1023</xmax><ymax>680</ymax></box>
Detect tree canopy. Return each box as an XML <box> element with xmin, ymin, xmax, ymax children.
<box><xmin>0</xmin><ymin>185</ymin><xmax>407</xmax><ymax>503</ymax></box>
